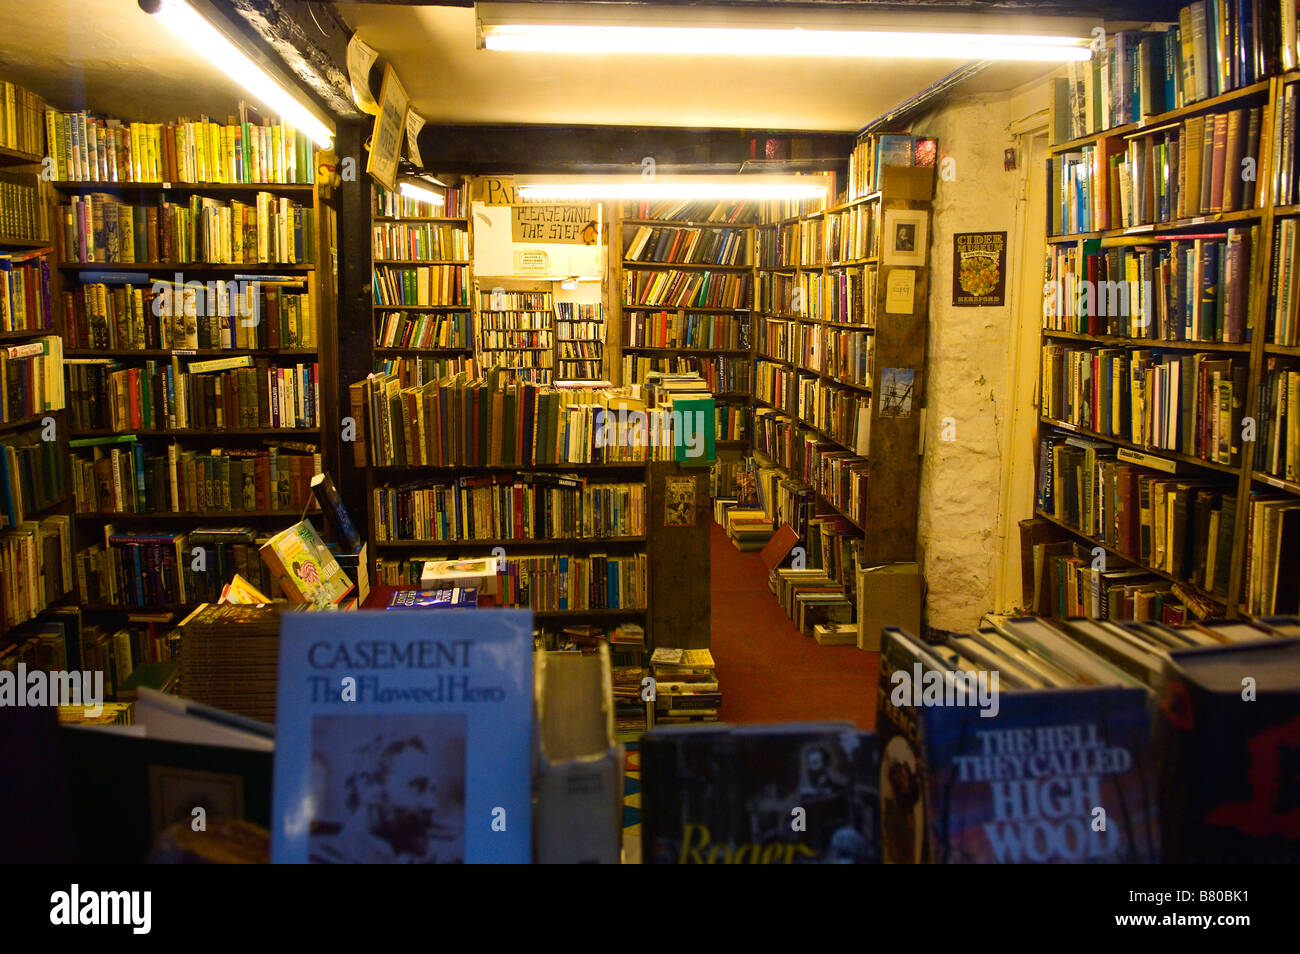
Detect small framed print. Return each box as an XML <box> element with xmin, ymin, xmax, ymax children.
<box><xmin>149</xmin><ymin>765</ymin><xmax>245</xmax><ymax>837</ymax></box>
<box><xmin>882</xmin><ymin>209</ymin><xmax>928</xmax><ymax>267</ymax></box>
<box><xmin>664</xmin><ymin>475</ymin><xmax>697</xmax><ymax>527</ymax></box>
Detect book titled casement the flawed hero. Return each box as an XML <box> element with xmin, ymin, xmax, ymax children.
<box><xmin>271</xmin><ymin>610</ymin><xmax>533</xmax><ymax>863</ymax></box>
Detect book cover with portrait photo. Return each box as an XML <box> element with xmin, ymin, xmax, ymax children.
<box><xmin>271</xmin><ymin>609</ymin><xmax>533</xmax><ymax>863</ymax></box>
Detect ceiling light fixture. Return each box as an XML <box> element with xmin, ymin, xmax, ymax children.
<box><xmin>515</xmin><ymin>174</ymin><xmax>829</xmax><ymax>201</ymax></box>
<box><xmin>476</xmin><ymin>4</ymin><xmax>1093</xmax><ymax>62</ymax></box>
<box><xmin>482</xmin><ymin>25</ymin><xmax>1091</xmax><ymax>61</ymax></box>
<box><xmin>398</xmin><ymin>180</ymin><xmax>446</xmax><ymax>205</ymax></box>
<box><xmin>140</xmin><ymin>0</ymin><xmax>335</xmax><ymax>147</ymax></box>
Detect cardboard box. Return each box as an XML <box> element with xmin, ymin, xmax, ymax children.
<box><xmin>856</xmin><ymin>563</ymin><xmax>923</xmax><ymax>651</ymax></box>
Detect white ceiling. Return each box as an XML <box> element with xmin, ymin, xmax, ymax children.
<box><xmin>0</xmin><ymin>0</ymin><xmax>1078</xmax><ymax>133</ymax></box>
<box><xmin>0</xmin><ymin>0</ymin><xmax>254</xmax><ymax>121</ymax></box>
<box><xmin>336</xmin><ymin>3</ymin><xmax>1078</xmax><ymax>132</ymax></box>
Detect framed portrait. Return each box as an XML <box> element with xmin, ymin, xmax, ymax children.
<box><xmin>882</xmin><ymin>209</ymin><xmax>928</xmax><ymax>267</ymax></box>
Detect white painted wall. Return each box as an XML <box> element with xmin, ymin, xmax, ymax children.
<box><xmin>911</xmin><ymin>79</ymin><xmax>1052</xmax><ymax>632</ymax></box>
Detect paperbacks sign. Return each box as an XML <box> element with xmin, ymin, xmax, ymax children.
<box><xmin>472</xmin><ymin>176</ymin><xmax>598</xmax><ymax>245</ymax></box>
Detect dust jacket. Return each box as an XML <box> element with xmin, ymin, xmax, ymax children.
<box><xmin>271</xmin><ymin>609</ymin><xmax>533</xmax><ymax>863</ymax></box>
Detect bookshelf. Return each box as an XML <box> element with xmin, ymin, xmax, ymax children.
<box><xmin>39</xmin><ymin>106</ymin><xmax>334</xmax><ymax>619</ymax></box>
<box><xmin>1036</xmin><ymin>36</ymin><xmax>1300</xmax><ymax>623</ymax></box>
<box><xmin>0</xmin><ymin>156</ymin><xmax>73</xmax><ymax>641</ymax></box>
<box><xmin>614</xmin><ymin>206</ymin><xmax>758</xmax><ymax>491</ymax></box>
<box><xmin>370</xmin><ymin>183</ymin><xmax>476</xmax><ymax>384</ymax></box>
<box><xmin>750</xmin><ymin>165</ymin><xmax>930</xmax><ymax>572</ymax></box>
<box><xmin>555</xmin><ymin>301</ymin><xmax>606</xmax><ymax>382</ymax></box>
<box><xmin>474</xmin><ymin>285</ymin><xmax>555</xmax><ymax>385</ymax></box>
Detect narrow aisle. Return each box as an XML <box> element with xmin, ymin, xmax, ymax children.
<box><xmin>709</xmin><ymin>522</ymin><xmax>879</xmax><ymax>728</ymax></box>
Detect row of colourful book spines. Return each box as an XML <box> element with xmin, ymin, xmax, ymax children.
<box><xmin>45</xmin><ymin>112</ymin><xmax>314</xmax><ymax>185</ymax></box>
<box><xmin>92</xmin><ymin>364</ymin><xmax>321</xmax><ymax>430</ymax></box>
<box><xmin>67</xmin><ymin>300</ymin><xmax>314</xmax><ymax>351</ymax></box>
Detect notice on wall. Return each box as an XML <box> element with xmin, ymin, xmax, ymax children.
<box><xmin>405</xmin><ymin>108</ymin><xmax>426</xmax><ymax>167</ymax></box>
<box><xmin>366</xmin><ymin>63</ymin><xmax>408</xmax><ymax>191</ymax></box>
<box><xmin>513</xmin><ymin>249</ymin><xmax>550</xmax><ymax>274</ymax></box>
<box><xmin>952</xmin><ymin>231</ymin><xmax>1007</xmax><ymax>306</ymax></box>
<box><xmin>885</xmin><ymin>268</ymin><xmax>916</xmax><ymax>314</ymax></box>
<box><xmin>346</xmin><ymin>35</ymin><xmax>379</xmax><ymax>116</ymax></box>
<box><xmin>511</xmin><ymin>204</ymin><xmax>599</xmax><ymax>245</ymax></box>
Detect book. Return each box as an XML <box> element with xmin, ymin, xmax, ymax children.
<box><xmin>877</xmin><ymin>626</ymin><xmax>1161</xmax><ymax>863</ymax></box>
<box><xmin>640</xmin><ymin>722</ymin><xmax>880</xmax><ymax>863</ymax></box>
<box><xmin>386</xmin><ymin>587</ymin><xmax>477</xmax><ymax>609</ymax></box>
<box><xmin>1154</xmin><ymin>637</ymin><xmax>1300</xmax><ymax>862</ymax></box>
<box><xmin>271</xmin><ymin>608</ymin><xmax>534</xmax><ymax>863</ymax></box>
<box><xmin>534</xmin><ymin>645</ymin><xmax>623</xmax><ymax>863</ymax></box>
<box><xmin>419</xmin><ymin>556</ymin><xmax>500</xmax><ymax>595</ymax></box>
<box><xmin>259</xmin><ymin>519</ymin><xmax>354</xmax><ymax>608</ymax></box>
<box><xmin>310</xmin><ymin>472</ymin><xmax>361</xmax><ymax>553</ymax></box>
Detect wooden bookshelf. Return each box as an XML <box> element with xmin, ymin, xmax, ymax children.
<box><xmin>614</xmin><ymin>211</ymin><xmax>757</xmax><ymax>458</ymax></box>
<box><xmin>368</xmin><ymin>183</ymin><xmax>474</xmax><ymax>384</ymax></box>
<box><xmin>48</xmin><ymin>155</ymin><xmax>336</xmax><ymax>617</ymax></box>
<box><xmin>750</xmin><ymin>165</ymin><xmax>929</xmax><ymax>563</ymax></box>
<box><xmin>1038</xmin><ymin>65</ymin><xmax>1300</xmax><ymax>622</ymax></box>
<box><xmin>0</xmin><ymin>209</ymin><xmax>73</xmax><ymax>639</ymax></box>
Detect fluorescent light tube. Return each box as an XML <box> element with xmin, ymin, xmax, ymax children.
<box><xmin>481</xmin><ymin>25</ymin><xmax>1092</xmax><ymax>61</ymax></box>
<box><xmin>399</xmin><ymin>181</ymin><xmax>446</xmax><ymax>205</ymax></box>
<box><xmin>149</xmin><ymin>0</ymin><xmax>335</xmax><ymax>147</ymax></box>
<box><xmin>516</xmin><ymin>176</ymin><xmax>828</xmax><ymax>200</ymax></box>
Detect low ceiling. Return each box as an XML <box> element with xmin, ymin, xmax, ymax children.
<box><xmin>335</xmin><ymin>3</ymin><xmax>1082</xmax><ymax>131</ymax></box>
<box><xmin>0</xmin><ymin>0</ymin><xmax>253</xmax><ymax>121</ymax></box>
<box><xmin>0</xmin><ymin>0</ymin><xmax>1109</xmax><ymax>135</ymax></box>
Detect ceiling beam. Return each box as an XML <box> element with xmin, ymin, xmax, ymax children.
<box><xmin>411</xmin><ymin>123</ymin><xmax>855</xmax><ymax>175</ymax></box>
<box><xmin>220</xmin><ymin>0</ymin><xmax>365</xmax><ymax>119</ymax></box>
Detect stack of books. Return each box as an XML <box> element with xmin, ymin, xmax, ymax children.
<box><xmin>774</xmin><ymin>568</ymin><xmax>854</xmax><ymax>637</ymax></box>
<box><xmin>176</xmin><ymin>603</ymin><xmax>281</xmax><ymax>722</ymax></box>
<box><xmin>725</xmin><ymin>507</ymin><xmax>773</xmax><ymax>552</ymax></box>
<box><xmin>610</xmin><ymin>622</ymin><xmax>649</xmax><ymax>733</ymax></box>
<box><xmin>650</xmin><ymin>647</ymin><xmax>719</xmax><ymax>724</ymax></box>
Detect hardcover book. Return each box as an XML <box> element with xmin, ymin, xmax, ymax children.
<box><xmin>1154</xmin><ymin>637</ymin><xmax>1300</xmax><ymax>862</ymax></box>
<box><xmin>271</xmin><ymin>609</ymin><xmax>534</xmax><ymax>863</ymax></box>
<box><xmin>878</xmin><ymin>627</ymin><xmax>1161</xmax><ymax>864</ymax></box>
<box><xmin>640</xmin><ymin>722</ymin><xmax>879</xmax><ymax>863</ymax></box>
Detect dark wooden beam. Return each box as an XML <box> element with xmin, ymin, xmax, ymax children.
<box><xmin>411</xmin><ymin>124</ymin><xmax>855</xmax><ymax>175</ymax></box>
<box><xmin>220</xmin><ymin>0</ymin><xmax>364</xmax><ymax>119</ymax></box>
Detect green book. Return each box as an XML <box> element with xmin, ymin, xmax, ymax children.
<box><xmin>673</xmin><ymin>395</ymin><xmax>716</xmax><ymax>467</ymax></box>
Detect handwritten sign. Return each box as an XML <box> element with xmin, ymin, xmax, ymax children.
<box><xmin>366</xmin><ymin>63</ymin><xmax>408</xmax><ymax>191</ymax></box>
<box><xmin>511</xmin><ymin>204</ymin><xmax>597</xmax><ymax>245</ymax></box>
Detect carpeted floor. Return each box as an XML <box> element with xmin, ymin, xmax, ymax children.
<box><xmin>622</xmin><ymin>523</ymin><xmax>882</xmax><ymax>857</ymax></box>
<box><xmin>710</xmin><ymin>522</ymin><xmax>879</xmax><ymax>728</ymax></box>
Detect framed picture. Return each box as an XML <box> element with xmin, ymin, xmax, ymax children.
<box><xmin>664</xmin><ymin>475</ymin><xmax>697</xmax><ymax>527</ymax></box>
<box><xmin>148</xmin><ymin>765</ymin><xmax>245</xmax><ymax>837</ymax></box>
<box><xmin>882</xmin><ymin>209</ymin><xmax>928</xmax><ymax>267</ymax></box>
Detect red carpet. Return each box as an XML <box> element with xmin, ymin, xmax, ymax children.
<box><xmin>709</xmin><ymin>522</ymin><xmax>879</xmax><ymax>728</ymax></box>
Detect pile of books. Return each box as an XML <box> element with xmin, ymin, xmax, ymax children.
<box><xmin>650</xmin><ymin>647</ymin><xmax>719</xmax><ymax>724</ymax></box>
<box><xmin>725</xmin><ymin>508</ymin><xmax>773</xmax><ymax>552</ymax></box>
<box><xmin>774</xmin><ymin>568</ymin><xmax>853</xmax><ymax>637</ymax></box>
<box><xmin>610</xmin><ymin>622</ymin><xmax>649</xmax><ymax>733</ymax></box>
<box><xmin>878</xmin><ymin>614</ymin><xmax>1300</xmax><ymax>863</ymax></box>
<box><xmin>176</xmin><ymin>603</ymin><xmax>281</xmax><ymax>722</ymax></box>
